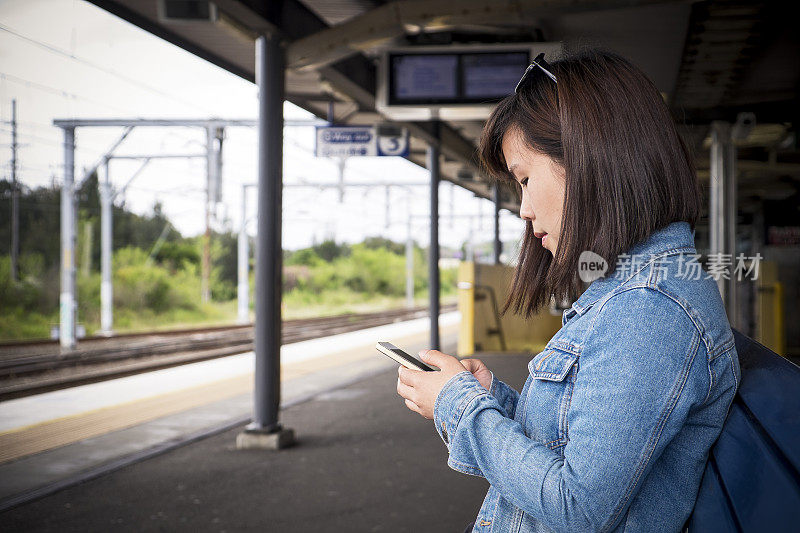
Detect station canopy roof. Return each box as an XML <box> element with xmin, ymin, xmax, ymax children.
<box><xmin>89</xmin><ymin>0</ymin><xmax>799</xmax><ymax>213</ymax></box>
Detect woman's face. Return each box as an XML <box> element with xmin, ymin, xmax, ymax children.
<box><xmin>501</xmin><ymin>127</ymin><xmax>566</xmax><ymax>255</ymax></box>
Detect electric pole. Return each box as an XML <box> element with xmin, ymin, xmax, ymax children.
<box><xmin>10</xmin><ymin>99</ymin><xmax>19</xmax><ymax>282</ymax></box>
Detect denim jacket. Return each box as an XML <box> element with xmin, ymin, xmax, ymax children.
<box><xmin>434</xmin><ymin>221</ymin><xmax>740</xmax><ymax>533</ymax></box>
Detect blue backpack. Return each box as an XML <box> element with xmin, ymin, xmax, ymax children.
<box><xmin>686</xmin><ymin>329</ymin><xmax>800</xmax><ymax>531</ymax></box>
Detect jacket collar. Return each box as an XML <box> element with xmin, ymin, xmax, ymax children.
<box><xmin>563</xmin><ymin>221</ymin><xmax>696</xmax><ymax>322</ymax></box>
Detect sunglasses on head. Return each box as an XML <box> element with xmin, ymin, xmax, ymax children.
<box><xmin>514</xmin><ymin>53</ymin><xmax>557</xmax><ymax>93</ymax></box>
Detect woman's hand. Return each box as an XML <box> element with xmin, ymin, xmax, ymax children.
<box><xmin>396</xmin><ymin>350</ymin><xmax>470</xmax><ymax>419</ymax></box>
<box><xmin>459</xmin><ymin>358</ymin><xmax>493</xmax><ymax>391</ymax></box>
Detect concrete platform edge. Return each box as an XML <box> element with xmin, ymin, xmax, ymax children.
<box><xmin>0</xmin><ymin>362</ymin><xmax>400</xmax><ymax>513</ymax></box>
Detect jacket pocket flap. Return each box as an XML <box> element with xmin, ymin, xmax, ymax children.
<box><xmin>528</xmin><ymin>347</ymin><xmax>579</xmax><ymax>382</ymax></box>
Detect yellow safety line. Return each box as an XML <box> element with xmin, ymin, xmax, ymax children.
<box><xmin>0</xmin><ymin>325</ymin><xmax>456</xmax><ymax>465</ymax></box>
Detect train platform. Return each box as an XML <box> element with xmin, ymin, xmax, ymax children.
<box><xmin>0</xmin><ymin>313</ymin><xmax>527</xmax><ymax>531</ymax></box>
<box><xmin>0</xmin><ymin>312</ymin><xmax>460</xmax><ymax>505</ymax></box>
<box><xmin>0</xmin><ymin>340</ymin><xmax>532</xmax><ymax>531</ymax></box>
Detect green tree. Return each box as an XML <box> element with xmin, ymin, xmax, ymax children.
<box><xmin>210</xmin><ymin>231</ymin><xmax>238</xmax><ymax>300</ymax></box>
<box><xmin>313</xmin><ymin>239</ymin><xmax>350</xmax><ymax>262</ymax></box>
<box><xmin>363</xmin><ymin>236</ymin><xmax>405</xmax><ymax>255</ymax></box>
<box><xmin>285</xmin><ymin>247</ymin><xmax>323</xmax><ymax>267</ymax></box>
<box><xmin>0</xmin><ymin>180</ymin><xmax>62</xmax><ymax>272</ymax></box>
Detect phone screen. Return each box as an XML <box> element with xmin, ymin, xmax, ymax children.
<box><xmin>375</xmin><ymin>342</ymin><xmax>435</xmax><ymax>371</ymax></box>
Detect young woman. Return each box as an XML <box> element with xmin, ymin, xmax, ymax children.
<box><xmin>396</xmin><ymin>49</ymin><xmax>740</xmax><ymax>532</ymax></box>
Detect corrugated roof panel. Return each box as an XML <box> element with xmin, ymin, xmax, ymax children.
<box><xmin>297</xmin><ymin>0</ymin><xmax>381</xmax><ymax>27</ymax></box>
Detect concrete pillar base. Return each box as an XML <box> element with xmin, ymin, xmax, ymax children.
<box><xmin>236</xmin><ymin>427</ymin><xmax>295</xmax><ymax>450</ymax></box>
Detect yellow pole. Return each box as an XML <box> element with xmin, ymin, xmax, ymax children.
<box><xmin>457</xmin><ymin>261</ymin><xmax>475</xmax><ymax>356</ymax></box>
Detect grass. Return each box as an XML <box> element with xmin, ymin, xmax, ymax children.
<box><xmin>0</xmin><ymin>294</ymin><xmax>459</xmax><ymax>342</ymax></box>
<box><xmin>281</xmin><ymin>292</ymin><xmax>457</xmax><ymax>320</ymax></box>
<box><xmin>0</xmin><ymin>309</ymin><xmax>58</xmax><ymax>341</ymax></box>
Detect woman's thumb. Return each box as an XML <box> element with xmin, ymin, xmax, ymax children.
<box><xmin>420</xmin><ymin>349</ymin><xmax>453</xmax><ymax>369</ymax></box>
<box><xmin>460</xmin><ymin>358</ymin><xmax>480</xmax><ymax>372</ymax></box>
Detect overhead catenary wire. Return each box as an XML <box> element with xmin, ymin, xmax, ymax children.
<box><xmin>0</xmin><ymin>23</ymin><xmax>215</xmax><ymax>115</ymax></box>
<box><xmin>0</xmin><ymin>125</ymin><xmax>114</xmax><ymax>155</ymax></box>
<box><xmin>0</xmin><ymin>72</ymin><xmax>138</xmax><ymax>116</ymax></box>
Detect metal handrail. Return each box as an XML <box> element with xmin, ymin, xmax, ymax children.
<box><xmin>474</xmin><ymin>284</ymin><xmax>507</xmax><ymax>352</ymax></box>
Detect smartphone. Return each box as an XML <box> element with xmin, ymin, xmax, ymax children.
<box><xmin>375</xmin><ymin>342</ymin><xmax>435</xmax><ymax>371</ymax></box>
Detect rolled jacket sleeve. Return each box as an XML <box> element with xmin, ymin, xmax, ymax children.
<box><xmin>489</xmin><ymin>372</ymin><xmax>521</xmax><ymax>419</ymax></box>
<box><xmin>433</xmin><ymin>369</ymin><xmax>521</xmax><ymax>477</ymax></box>
<box><xmin>433</xmin><ymin>370</ymin><xmax>496</xmax><ymax>477</ymax></box>
<box><xmin>431</xmin><ymin>288</ymin><xmax>708</xmax><ymax>532</ymax></box>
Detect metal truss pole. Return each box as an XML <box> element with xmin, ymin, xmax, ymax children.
<box><xmin>467</xmin><ymin>217</ymin><xmax>475</xmax><ymax>262</ymax></box>
<box><xmin>202</xmin><ymin>126</ymin><xmax>225</xmax><ymax>304</ymax></box>
<box><xmin>385</xmin><ymin>185</ymin><xmax>391</xmax><ymax>229</ymax></box>
<box><xmin>47</xmin><ymin>118</ymin><xmax>317</xmax><ymax>346</ymax></box>
<box><xmin>428</xmin><ymin>123</ymin><xmax>441</xmax><ymax>351</ymax></box>
<box><xmin>238</xmin><ymin>184</ymin><xmax>252</xmax><ymax>324</ymax></box>
<box><xmin>336</xmin><ymin>158</ymin><xmax>346</xmax><ymax>203</ymax></box>
<box><xmin>100</xmin><ymin>159</ymin><xmax>113</xmax><ymax>335</ymax></box>
<box><xmin>59</xmin><ymin>127</ymin><xmax>77</xmax><ymax>350</ymax></box>
<box><xmin>202</xmin><ymin>128</ymin><xmax>214</xmax><ymax>303</ymax></box>
<box><xmin>406</xmin><ymin>213</ymin><xmax>414</xmax><ymax>309</ymax></box>
<box><xmin>710</xmin><ymin>121</ymin><xmax>737</xmax><ymax>325</ymax></box>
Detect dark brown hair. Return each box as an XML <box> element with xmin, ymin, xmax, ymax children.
<box><xmin>479</xmin><ymin>49</ymin><xmax>702</xmax><ymax>317</ymax></box>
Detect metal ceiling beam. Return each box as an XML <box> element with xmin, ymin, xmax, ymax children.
<box><xmin>52</xmin><ymin>118</ymin><xmax>325</xmax><ymax>128</ymax></box>
<box><xmin>697</xmin><ymin>159</ymin><xmax>800</xmax><ymax>176</ymax></box>
<box><xmin>213</xmin><ymin>0</ymin><xmax>282</xmax><ymax>37</ymax></box>
<box><xmin>674</xmin><ymin>99</ymin><xmax>800</xmax><ymax>125</ymax></box>
<box><xmin>286</xmin><ymin>0</ymin><xmax>688</xmax><ymax>72</ymax></box>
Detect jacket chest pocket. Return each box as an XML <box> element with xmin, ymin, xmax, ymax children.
<box><xmin>520</xmin><ymin>346</ymin><xmax>579</xmax><ymax>453</ymax></box>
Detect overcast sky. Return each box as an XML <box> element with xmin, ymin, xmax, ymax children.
<box><xmin>0</xmin><ymin>0</ymin><xmax>524</xmax><ymax>252</ymax></box>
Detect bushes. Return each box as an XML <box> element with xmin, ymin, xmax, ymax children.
<box><xmin>0</xmin><ymin>255</ymin><xmax>58</xmax><ymax>339</ymax></box>
<box><xmin>283</xmin><ymin>240</ymin><xmax>457</xmax><ymax>302</ymax></box>
<box><xmin>113</xmin><ymin>247</ymin><xmax>199</xmax><ymax>313</ymax></box>
<box><xmin>1</xmin><ymin>237</ymin><xmax>460</xmax><ymax>340</ymax></box>
<box><xmin>287</xmin><ymin>244</ymin><xmax>405</xmax><ymax>297</ymax></box>
<box><xmin>0</xmin><ymin>255</ymin><xmax>42</xmax><ymax>312</ymax></box>
<box><xmin>285</xmin><ymin>248</ymin><xmax>323</xmax><ymax>267</ymax></box>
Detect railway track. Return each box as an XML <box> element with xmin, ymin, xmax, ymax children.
<box><xmin>0</xmin><ymin>305</ymin><xmax>455</xmax><ymax>401</ymax></box>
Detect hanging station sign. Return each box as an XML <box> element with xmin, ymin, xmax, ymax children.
<box><xmin>314</xmin><ymin>125</ymin><xmax>409</xmax><ymax>158</ymax></box>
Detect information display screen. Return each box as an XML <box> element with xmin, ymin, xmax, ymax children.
<box><xmin>392</xmin><ymin>54</ymin><xmax>458</xmax><ymax>102</ymax></box>
<box><xmin>388</xmin><ymin>50</ymin><xmax>531</xmax><ymax>105</ymax></box>
<box><xmin>463</xmin><ymin>52</ymin><xmax>529</xmax><ymax>98</ymax></box>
